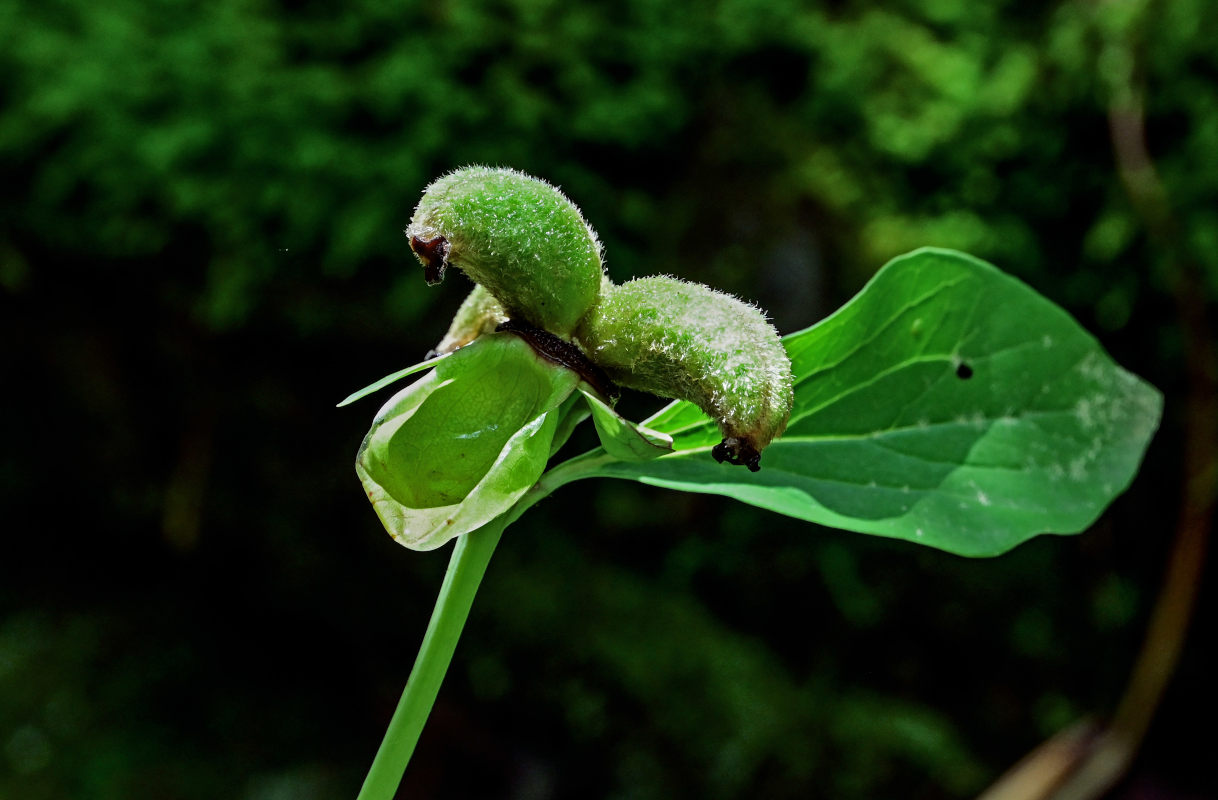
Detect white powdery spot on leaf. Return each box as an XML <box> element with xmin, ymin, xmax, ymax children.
<box><xmin>1075</xmin><ymin>396</ymin><xmax>1097</xmax><ymax>429</ymax></box>
<box><xmin>1076</xmin><ymin>352</ymin><xmax>1107</xmax><ymax>382</ymax></box>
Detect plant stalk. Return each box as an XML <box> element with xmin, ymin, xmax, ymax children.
<box><xmin>355</xmin><ymin>448</ymin><xmax>614</xmax><ymax>800</ymax></box>
<box><xmin>355</xmin><ymin>520</ymin><xmax>504</xmax><ymax>800</ymax></box>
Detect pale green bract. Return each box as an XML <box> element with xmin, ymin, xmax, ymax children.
<box><xmin>355</xmin><ymin>334</ymin><xmax>580</xmax><ymax>551</ymax></box>
<box><xmin>579</xmin><ymin>385</ymin><xmax>674</xmax><ymax>462</ymax></box>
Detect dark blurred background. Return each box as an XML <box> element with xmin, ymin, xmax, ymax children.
<box><xmin>2</xmin><ymin>0</ymin><xmax>1214</xmax><ymax>798</ymax></box>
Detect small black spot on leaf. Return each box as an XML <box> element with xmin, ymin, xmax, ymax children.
<box><xmin>956</xmin><ymin>362</ymin><xmax>974</xmax><ymax>380</ymax></box>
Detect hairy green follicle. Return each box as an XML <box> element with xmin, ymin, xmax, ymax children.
<box><xmin>432</xmin><ymin>284</ymin><xmax>507</xmax><ymax>356</ymax></box>
<box><xmin>578</xmin><ymin>276</ymin><xmax>793</xmax><ymax>470</ymax></box>
<box><xmin>405</xmin><ymin>167</ymin><xmax>793</xmax><ymax>469</ymax></box>
<box><xmin>406</xmin><ymin>166</ymin><xmax>604</xmax><ymax>335</ymax></box>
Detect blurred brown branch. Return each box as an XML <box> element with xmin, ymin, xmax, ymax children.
<box><xmin>977</xmin><ymin>3</ymin><xmax>1217</xmax><ymax>798</ymax></box>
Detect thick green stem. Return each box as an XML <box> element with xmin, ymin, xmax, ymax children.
<box><xmin>355</xmin><ymin>449</ymin><xmax>614</xmax><ymax>800</ymax></box>
<box><xmin>356</xmin><ymin>520</ymin><xmax>503</xmax><ymax>800</ymax></box>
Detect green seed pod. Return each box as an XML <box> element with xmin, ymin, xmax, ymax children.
<box><xmin>431</xmin><ymin>284</ymin><xmax>507</xmax><ymax>356</ymax></box>
<box><xmin>406</xmin><ymin>166</ymin><xmax>604</xmax><ymax>335</ymax></box>
<box><xmin>578</xmin><ymin>276</ymin><xmax>793</xmax><ymax>470</ymax></box>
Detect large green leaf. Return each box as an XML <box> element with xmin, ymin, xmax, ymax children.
<box><xmin>356</xmin><ymin>334</ymin><xmax>580</xmax><ymax>551</ymax></box>
<box><xmin>584</xmin><ymin>249</ymin><xmax>1163</xmax><ymax>556</ymax></box>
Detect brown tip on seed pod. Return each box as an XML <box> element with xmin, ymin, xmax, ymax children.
<box><xmin>711</xmin><ymin>437</ymin><xmax>763</xmax><ymax>472</ymax></box>
<box><xmin>410</xmin><ymin>235</ymin><xmax>450</xmax><ymax>285</ymax></box>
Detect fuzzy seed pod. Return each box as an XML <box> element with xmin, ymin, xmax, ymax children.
<box><xmin>578</xmin><ymin>276</ymin><xmax>793</xmax><ymax>470</ymax></box>
<box><xmin>406</xmin><ymin>166</ymin><xmax>605</xmax><ymax>335</ymax></box>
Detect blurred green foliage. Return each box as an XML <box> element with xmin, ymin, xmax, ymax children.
<box><xmin>1</xmin><ymin>0</ymin><xmax>1214</xmax><ymax>798</ymax></box>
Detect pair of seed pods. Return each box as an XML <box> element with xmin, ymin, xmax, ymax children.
<box><xmin>407</xmin><ymin>167</ymin><xmax>793</xmax><ymax>471</ymax></box>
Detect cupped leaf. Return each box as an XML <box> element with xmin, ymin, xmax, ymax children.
<box><xmin>579</xmin><ymin>385</ymin><xmax>674</xmax><ymax>462</ymax></box>
<box><xmin>585</xmin><ymin>248</ymin><xmax>1163</xmax><ymax>556</ymax></box>
<box><xmin>356</xmin><ymin>334</ymin><xmax>580</xmax><ymax>550</ymax></box>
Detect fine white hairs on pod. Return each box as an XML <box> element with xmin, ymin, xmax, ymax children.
<box><xmin>578</xmin><ymin>276</ymin><xmax>793</xmax><ymax>470</ymax></box>
<box><xmin>407</xmin><ymin>166</ymin><xmax>793</xmax><ymax>470</ymax></box>
<box><xmin>406</xmin><ymin>166</ymin><xmax>605</xmax><ymax>336</ymax></box>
